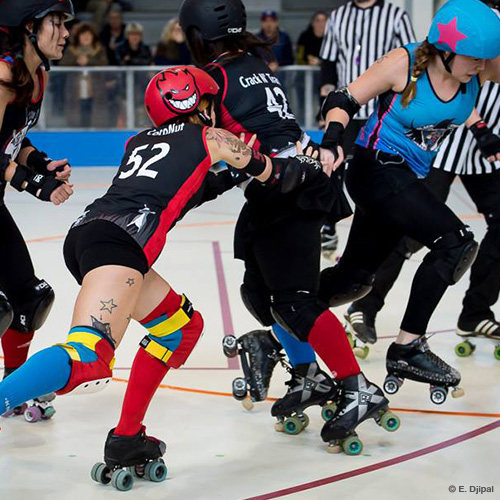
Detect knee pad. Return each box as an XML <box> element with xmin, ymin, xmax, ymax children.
<box><xmin>270</xmin><ymin>290</ymin><xmax>327</xmax><ymax>342</ymax></box>
<box><xmin>240</xmin><ymin>284</ymin><xmax>274</xmax><ymax>327</ymax></box>
<box><xmin>318</xmin><ymin>266</ymin><xmax>375</xmax><ymax>307</ymax></box>
<box><xmin>55</xmin><ymin>326</ymin><xmax>116</xmax><ymax>395</ymax></box>
<box><xmin>9</xmin><ymin>278</ymin><xmax>55</xmax><ymax>333</ymax></box>
<box><xmin>140</xmin><ymin>294</ymin><xmax>204</xmax><ymax>369</ymax></box>
<box><xmin>0</xmin><ymin>291</ymin><xmax>14</xmax><ymax>336</ymax></box>
<box><xmin>425</xmin><ymin>226</ymin><xmax>479</xmax><ymax>285</ymax></box>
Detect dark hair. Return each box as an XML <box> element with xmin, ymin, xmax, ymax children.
<box><xmin>72</xmin><ymin>22</ymin><xmax>99</xmax><ymax>49</ymax></box>
<box><xmin>0</xmin><ymin>28</ymin><xmax>34</xmax><ymax>105</ymax></box>
<box><xmin>185</xmin><ymin>26</ymin><xmax>272</xmax><ymax>66</ymax></box>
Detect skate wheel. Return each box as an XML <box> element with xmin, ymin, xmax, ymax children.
<box><xmin>222</xmin><ymin>335</ymin><xmax>238</xmax><ymax>358</ymax></box>
<box><xmin>91</xmin><ymin>462</ymin><xmax>111</xmax><ymax>485</ymax></box>
<box><xmin>430</xmin><ymin>386</ymin><xmax>448</xmax><ymax>405</ymax></box>
<box><xmin>274</xmin><ymin>421</ymin><xmax>285</xmax><ymax>433</ymax></box>
<box><xmin>322</xmin><ymin>251</ymin><xmax>336</xmax><ymax>262</ymax></box>
<box><xmin>455</xmin><ymin>341</ymin><xmax>473</xmax><ymax>357</ymax></box>
<box><xmin>111</xmin><ymin>469</ymin><xmax>134</xmax><ymax>491</ymax></box>
<box><xmin>451</xmin><ymin>386</ymin><xmax>465</xmax><ymax>399</ymax></box>
<box><xmin>346</xmin><ymin>331</ymin><xmax>355</xmax><ymax>349</ymax></box>
<box><xmin>494</xmin><ymin>345</ymin><xmax>500</xmax><ymax>361</ymax></box>
<box><xmin>326</xmin><ymin>442</ymin><xmax>342</xmax><ymax>454</ymax></box>
<box><xmin>299</xmin><ymin>413</ymin><xmax>310</xmax><ymax>429</ymax></box>
<box><xmin>321</xmin><ymin>403</ymin><xmax>337</xmax><ymax>422</ymax></box>
<box><xmin>241</xmin><ymin>398</ymin><xmax>254</xmax><ymax>411</ymax></box>
<box><xmin>354</xmin><ymin>346</ymin><xmax>369</xmax><ymax>360</ymax></box>
<box><xmin>383</xmin><ymin>376</ymin><xmax>401</xmax><ymax>395</ymax></box>
<box><xmin>144</xmin><ymin>460</ymin><xmax>168</xmax><ymax>483</ymax></box>
<box><xmin>232</xmin><ymin>377</ymin><xmax>248</xmax><ymax>401</ymax></box>
<box><xmin>379</xmin><ymin>411</ymin><xmax>401</xmax><ymax>432</ymax></box>
<box><xmin>42</xmin><ymin>407</ymin><xmax>56</xmax><ymax>420</ymax></box>
<box><xmin>284</xmin><ymin>416</ymin><xmax>304</xmax><ymax>435</ymax></box>
<box><xmin>342</xmin><ymin>435</ymin><xmax>363</xmax><ymax>456</ymax></box>
<box><xmin>24</xmin><ymin>406</ymin><xmax>42</xmax><ymax>423</ymax></box>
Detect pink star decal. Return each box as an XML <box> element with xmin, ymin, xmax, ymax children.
<box><xmin>437</xmin><ymin>17</ymin><xmax>468</xmax><ymax>52</ymax></box>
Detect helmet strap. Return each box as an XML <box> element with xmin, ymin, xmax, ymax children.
<box><xmin>196</xmin><ymin>109</ymin><xmax>213</xmax><ymax>127</ymax></box>
<box><xmin>439</xmin><ymin>51</ymin><xmax>455</xmax><ymax>74</ymax></box>
<box><xmin>26</xmin><ymin>22</ymin><xmax>51</xmax><ymax>71</ymax></box>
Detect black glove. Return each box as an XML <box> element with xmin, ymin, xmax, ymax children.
<box><xmin>470</xmin><ymin>120</ymin><xmax>500</xmax><ymax>160</ymax></box>
<box><xmin>26</xmin><ymin>149</ymin><xmax>63</xmax><ymax>176</ymax></box>
<box><xmin>320</xmin><ymin>122</ymin><xmax>344</xmax><ymax>161</ymax></box>
<box><xmin>266</xmin><ymin>155</ymin><xmax>323</xmax><ymax>193</ymax></box>
<box><xmin>10</xmin><ymin>164</ymin><xmax>64</xmax><ymax>201</ymax></box>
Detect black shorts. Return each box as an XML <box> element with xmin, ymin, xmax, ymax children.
<box><xmin>63</xmin><ymin>220</ymin><xmax>149</xmax><ymax>285</ymax></box>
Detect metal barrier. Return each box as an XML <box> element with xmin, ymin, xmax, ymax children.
<box><xmin>39</xmin><ymin>65</ymin><xmax>321</xmax><ymax>131</ymax></box>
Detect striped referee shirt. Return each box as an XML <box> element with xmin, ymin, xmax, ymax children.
<box><xmin>320</xmin><ymin>0</ymin><xmax>415</xmax><ymax>120</ymax></box>
<box><xmin>433</xmin><ymin>81</ymin><xmax>500</xmax><ymax>175</ymax></box>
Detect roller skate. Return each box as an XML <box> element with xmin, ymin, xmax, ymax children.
<box><xmin>91</xmin><ymin>426</ymin><xmax>167</xmax><ymax>492</ymax></box>
<box><xmin>2</xmin><ymin>393</ymin><xmax>56</xmax><ymax>422</ymax></box>
<box><xmin>321</xmin><ymin>372</ymin><xmax>400</xmax><ymax>455</ymax></box>
<box><xmin>222</xmin><ymin>330</ymin><xmax>282</xmax><ymax>410</ymax></box>
<box><xmin>455</xmin><ymin>318</ymin><xmax>500</xmax><ymax>360</ymax></box>
<box><xmin>321</xmin><ymin>226</ymin><xmax>339</xmax><ymax>262</ymax></box>
<box><xmin>384</xmin><ymin>336</ymin><xmax>464</xmax><ymax>405</ymax></box>
<box><xmin>271</xmin><ymin>361</ymin><xmax>338</xmax><ymax>435</ymax></box>
<box><xmin>344</xmin><ymin>306</ymin><xmax>377</xmax><ymax>359</ymax></box>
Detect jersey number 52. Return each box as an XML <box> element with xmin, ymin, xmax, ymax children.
<box><xmin>119</xmin><ymin>143</ymin><xmax>171</xmax><ymax>180</ymax></box>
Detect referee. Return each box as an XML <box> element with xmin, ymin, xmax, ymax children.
<box><xmin>319</xmin><ymin>0</ymin><xmax>415</xmax><ymax>256</ymax></box>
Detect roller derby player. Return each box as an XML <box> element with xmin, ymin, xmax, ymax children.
<box><xmin>321</xmin><ymin>0</ymin><xmax>500</xmax><ymax>405</ymax></box>
<box><xmin>181</xmin><ymin>0</ymin><xmax>400</xmax><ymax>453</ymax></box>
<box><xmin>0</xmin><ymin>0</ymin><xmax>74</xmax><ymax>422</ymax></box>
<box><xmin>0</xmin><ymin>66</ymin><xmax>324</xmax><ymax>490</ymax></box>
<box><xmin>345</xmin><ymin>0</ymin><xmax>500</xmax><ymax>363</ymax></box>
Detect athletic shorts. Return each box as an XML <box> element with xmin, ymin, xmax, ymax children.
<box><xmin>63</xmin><ymin>220</ymin><xmax>149</xmax><ymax>285</ymax></box>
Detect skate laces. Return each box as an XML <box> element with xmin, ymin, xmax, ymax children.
<box><xmin>419</xmin><ymin>336</ymin><xmax>452</xmax><ymax>372</ymax></box>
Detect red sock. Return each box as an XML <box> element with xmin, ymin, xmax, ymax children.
<box><xmin>308</xmin><ymin>310</ymin><xmax>361</xmax><ymax>380</ymax></box>
<box><xmin>1</xmin><ymin>328</ymin><xmax>35</xmax><ymax>374</ymax></box>
<box><xmin>114</xmin><ymin>288</ymin><xmax>181</xmax><ymax>436</ymax></box>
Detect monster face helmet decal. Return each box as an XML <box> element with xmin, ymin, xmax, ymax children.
<box><xmin>156</xmin><ymin>68</ymin><xmax>201</xmax><ymax>115</ymax></box>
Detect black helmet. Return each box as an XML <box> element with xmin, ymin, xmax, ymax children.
<box><xmin>0</xmin><ymin>0</ymin><xmax>75</xmax><ymax>28</ymax></box>
<box><xmin>179</xmin><ymin>0</ymin><xmax>247</xmax><ymax>41</ymax></box>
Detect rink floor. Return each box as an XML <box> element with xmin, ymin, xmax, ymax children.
<box><xmin>0</xmin><ymin>168</ymin><xmax>499</xmax><ymax>500</ymax></box>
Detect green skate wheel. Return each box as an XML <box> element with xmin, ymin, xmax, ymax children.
<box><xmin>321</xmin><ymin>403</ymin><xmax>337</xmax><ymax>422</ymax></box>
<box><xmin>299</xmin><ymin>413</ymin><xmax>310</xmax><ymax>429</ymax></box>
<box><xmin>42</xmin><ymin>407</ymin><xmax>56</xmax><ymax>420</ymax></box>
<box><xmin>284</xmin><ymin>416</ymin><xmax>304</xmax><ymax>435</ymax></box>
<box><xmin>111</xmin><ymin>469</ymin><xmax>134</xmax><ymax>491</ymax></box>
<box><xmin>379</xmin><ymin>411</ymin><xmax>401</xmax><ymax>432</ymax></box>
<box><xmin>346</xmin><ymin>332</ymin><xmax>355</xmax><ymax>349</ymax></box>
<box><xmin>144</xmin><ymin>460</ymin><xmax>168</xmax><ymax>483</ymax></box>
<box><xmin>354</xmin><ymin>346</ymin><xmax>369</xmax><ymax>359</ymax></box>
<box><xmin>494</xmin><ymin>345</ymin><xmax>500</xmax><ymax>361</ymax></box>
<box><xmin>455</xmin><ymin>341</ymin><xmax>473</xmax><ymax>357</ymax></box>
<box><xmin>342</xmin><ymin>435</ymin><xmax>363</xmax><ymax>456</ymax></box>
<box><xmin>90</xmin><ymin>463</ymin><xmax>111</xmax><ymax>485</ymax></box>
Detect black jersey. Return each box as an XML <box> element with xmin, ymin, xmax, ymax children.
<box><xmin>206</xmin><ymin>53</ymin><xmax>303</xmax><ymax>156</ymax></box>
<box><xmin>0</xmin><ymin>60</ymin><xmax>45</xmax><ymax>203</ymax></box>
<box><xmin>72</xmin><ymin>123</ymin><xmax>212</xmax><ymax>266</ymax></box>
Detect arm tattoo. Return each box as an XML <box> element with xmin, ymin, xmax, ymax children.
<box><xmin>91</xmin><ymin>315</ymin><xmax>113</xmax><ymax>337</ymax></box>
<box><xmin>376</xmin><ymin>54</ymin><xmax>389</xmax><ymax>64</ymax></box>
<box><xmin>126</xmin><ymin>278</ymin><xmax>135</xmax><ymax>287</ymax></box>
<box><xmin>100</xmin><ymin>299</ymin><xmax>117</xmax><ymax>314</ymax></box>
<box><xmin>206</xmin><ymin>128</ymin><xmax>252</xmax><ymax>161</ymax></box>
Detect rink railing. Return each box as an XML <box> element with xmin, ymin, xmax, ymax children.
<box><xmin>38</xmin><ymin>65</ymin><xmax>321</xmax><ymax>132</ymax></box>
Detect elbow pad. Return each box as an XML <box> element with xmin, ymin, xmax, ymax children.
<box><xmin>321</xmin><ymin>87</ymin><xmax>361</xmax><ymax>121</ymax></box>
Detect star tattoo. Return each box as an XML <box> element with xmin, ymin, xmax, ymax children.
<box><xmin>126</xmin><ymin>278</ymin><xmax>135</xmax><ymax>287</ymax></box>
<box><xmin>100</xmin><ymin>299</ymin><xmax>117</xmax><ymax>314</ymax></box>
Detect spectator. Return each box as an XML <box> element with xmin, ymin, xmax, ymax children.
<box><xmin>154</xmin><ymin>19</ymin><xmax>191</xmax><ymax>66</ymax></box>
<box><xmin>82</xmin><ymin>1</ymin><xmax>131</xmax><ymax>32</ymax></box>
<box><xmin>297</xmin><ymin>11</ymin><xmax>328</xmax><ymax>66</ymax></box>
<box><xmin>60</xmin><ymin>23</ymin><xmax>109</xmax><ymax>127</ymax></box>
<box><xmin>116</xmin><ymin>22</ymin><xmax>152</xmax><ymax>66</ymax></box>
<box><xmin>101</xmin><ymin>4</ymin><xmax>126</xmax><ymax>65</ymax></box>
<box><xmin>258</xmin><ymin>10</ymin><xmax>294</xmax><ymax>71</ymax></box>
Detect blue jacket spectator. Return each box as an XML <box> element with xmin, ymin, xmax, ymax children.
<box><xmin>257</xmin><ymin>10</ymin><xmax>294</xmax><ymax>70</ymax></box>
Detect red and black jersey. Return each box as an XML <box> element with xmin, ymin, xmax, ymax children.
<box><xmin>72</xmin><ymin>122</ymin><xmax>212</xmax><ymax>266</ymax></box>
<box><xmin>0</xmin><ymin>60</ymin><xmax>45</xmax><ymax>203</ymax></box>
<box><xmin>206</xmin><ymin>53</ymin><xmax>303</xmax><ymax>156</ymax></box>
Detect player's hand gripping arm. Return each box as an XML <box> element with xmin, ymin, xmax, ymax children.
<box><xmin>466</xmin><ymin>108</ymin><xmax>500</xmax><ymax>163</ymax></box>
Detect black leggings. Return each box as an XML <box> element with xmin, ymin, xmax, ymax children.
<box><xmin>340</xmin><ymin>148</ymin><xmax>465</xmax><ymax>335</ymax></box>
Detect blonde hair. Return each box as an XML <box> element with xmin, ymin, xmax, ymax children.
<box><xmin>401</xmin><ymin>40</ymin><xmax>439</xmax><ymax>108</ymax></box>
<box><xmin>160</xmin><ymin>18</ymin><xmax>181</xmax><ymax>44</ymax></box>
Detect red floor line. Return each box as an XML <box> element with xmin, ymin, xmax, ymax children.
<box><xmin>238</xmin><ymin>420</ymin><xmax>500</xmax><ymax>500</ymax></box>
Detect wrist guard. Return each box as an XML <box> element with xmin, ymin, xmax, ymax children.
<box><xmin>26</xmin><ymin>149</ymin><xmax>54</xmax><ymax>176</ymax></box>
<box><xmin>321</xmin><ymin>122</ymin><xmax>344</xmax><ymax>160</ymax></box>
<box><xmin>265</xmin><ymin>155</ymin><xmax>322</xmax><ymax>193</ymax></box>
<box><xmin>10</xmin><ymin>164</ymin><xmax>64</xmax><ymax>201</ymax></box>
<box><xmin>470</xmin><ymin>120</ymin><xmax>500</xmax><ymax>160</ymax></box>
<box><xmin>240</xmin><ymin>150</ymin><xmax>268</xmax><ymax>177</ymax></box>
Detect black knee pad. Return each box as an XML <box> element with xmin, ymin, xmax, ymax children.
<box><xmin>0</xmin><ymin>291</ymin><xmax>14</xmax><ymax>336</ymax></box>
<box><xmin>318</xmin><ymin>265</ymin><xmax>375</xmax><ymax>307</ymax></box>
<box><xmin>240</xmin><ymin>284</ymin><xmax>275</xmax><ymax>327</ymax></box>
<box><xmin>270</xmin><ymin>290</ymin><xmax>327</xmax><ymax>342</ymax></box>
<box><xmin>9</xmin><ymin>278</ymin><xmax>55</xmax><ymax>332</ymax></box>
<box><xmin>425</xmin><ymin>227</ymin><xmax>479</xmax><ymax>285</ymax></box>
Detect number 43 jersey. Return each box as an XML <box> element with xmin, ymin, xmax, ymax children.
<box><xmin>72</xmin><ymin>122</ymin><xmax>212</xmax><ymax>265</ymax></box>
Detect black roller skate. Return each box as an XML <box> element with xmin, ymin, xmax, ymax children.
<box><xmin>222</xmin><ymin>330</ymin><xmax>282</xmax><ymax>410</ymax></box>
<box><xmin>321</xmin><ymin>373</ymin><xmax>400</xmax><ymax>455</ymax></box>
<box><xmin>344</xmin><ymin>306</ymin><xmax>377</xmax><ymax>360</ymax></box>
<box><xmin>321</xmin><ymin>225</ymin><xmax>339</xmax><ymax>261</ymax></box>
<box><xmin>384</xmin><ymin>336</ymin><xmax>464</xmax><ymax>404</ymax></box>
<box><xmin>271</xmin><ymin>361</ymin><xmax>338</xmax><ymax>435</ymax></box>
<box><xmin>456</xmin><ymin>318</ymin><xmax>500</xmax><ymax>360</ymax></box>
<box><xmin>91</xmin><ymin>426</ymin><xmax>167</xmax><ymax>492</ymax></box>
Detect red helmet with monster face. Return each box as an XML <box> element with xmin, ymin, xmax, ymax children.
<box><xmin>145</xmin><ymin>66</ymin><xmax>219</xmax><ymax>127</ymax></box>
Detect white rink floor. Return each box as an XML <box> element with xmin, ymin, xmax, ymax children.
<box><xmin>0</xmin><ymin>168</ymin><xmax>499</xmax><ymax>500</ymax></box>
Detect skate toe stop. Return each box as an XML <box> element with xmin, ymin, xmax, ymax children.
<box><xmin>326</xmin><ymin>444</ymin><xmax>342</xmax><ymax>454</ymax></box>
<box><xmin>451</xmin><ymin>387</ymin><xmax>465</xmax><ymax>398</ymax></box>
<box><xmin>242</xmin><ymin>399</ymin><xmax>254</xmax><ymax>411</ymax></box>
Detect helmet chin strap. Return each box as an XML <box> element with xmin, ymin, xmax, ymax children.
<box><xmin>26</xmin><ymin>24</ymin><xmax>51</xmax><ymax>71</ymax></box>
<box><xmin>196</xmin><ymin>109</ymin><xmax>213</xmax><ymax>127</ymax></box>
<box><xmin>439</xmin><ymin>51</ymin><xmax>467</xmax><ymax>94</ymax></box>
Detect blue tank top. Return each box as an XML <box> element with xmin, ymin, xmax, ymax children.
<box><xmin>356</xmin><ymin>42</ymin><xmax>480</xmax><ymax>178</ymax></box>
